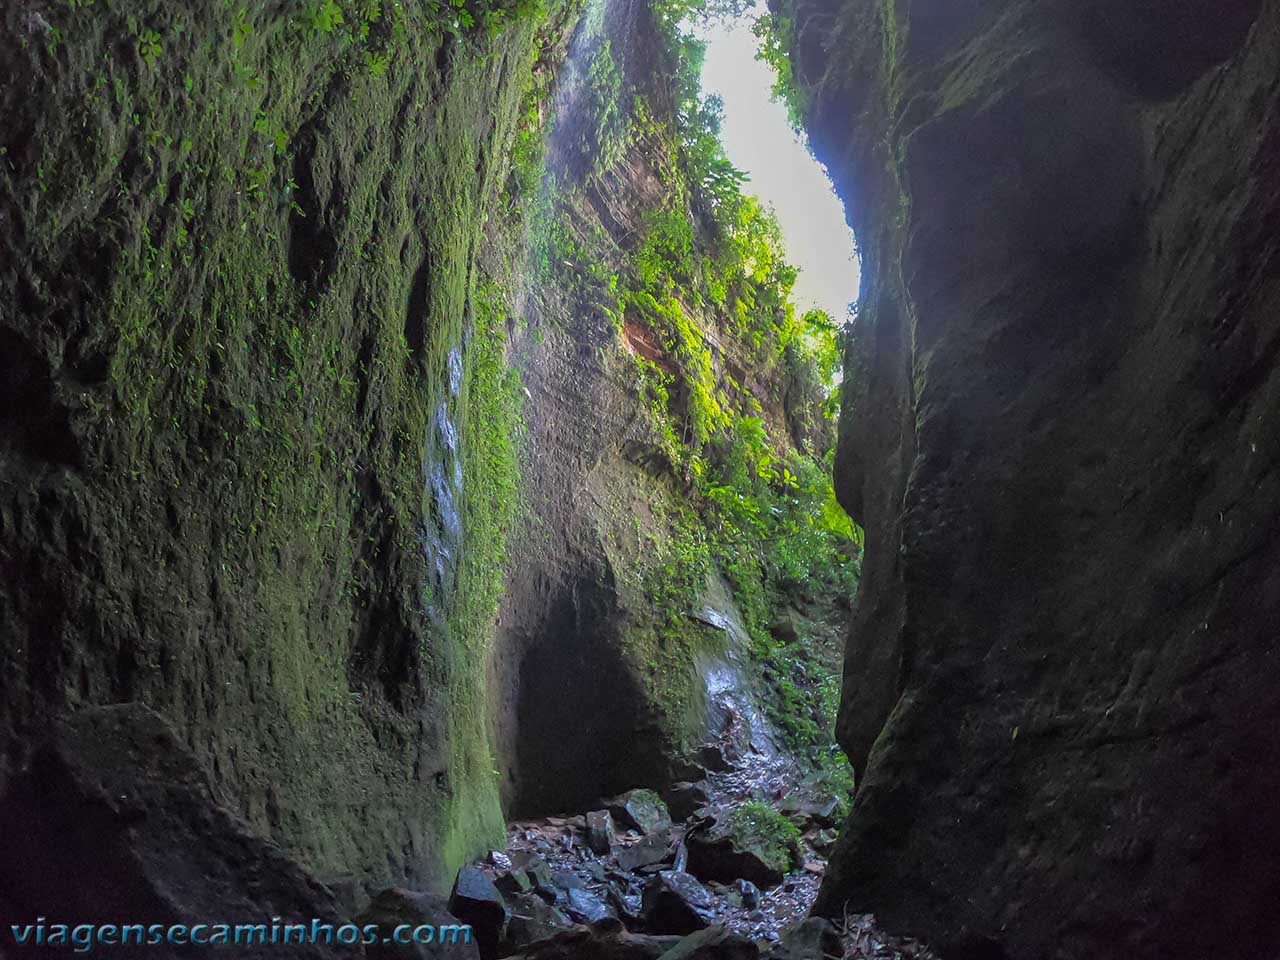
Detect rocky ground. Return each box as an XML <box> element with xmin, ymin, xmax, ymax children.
<box><xmin>441</xmin><ymin>733</ymin><xmax>938</xmax><ymax>960</ymax></box>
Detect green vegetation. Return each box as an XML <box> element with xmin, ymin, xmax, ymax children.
<box><xmin>751</xmin><ymin>13</ymin><xmax>809</xmax><ymax>130</ymax></box>
<box><xmin>511</xmin><ymin>0</ymin><xmax>861</xmax><ymax>782</ymax></box>
<box><xmin>726</xmin><ymin>801</ymin><xmax>802</xmax><ymax>874</ymax></box>
<box><xmin>0</xmin><ymin>0</ymin><xmax>560</xmax><ymax>889</ymax></box>
<box><xmin>577</xmin><ymin>40</ymin><xmax>632</xmax><ymax>178</ymax></box>
<box><xmin>438</xmin><ymin>279</ymin><xmax>526</xmax><ymax>869</ymax></box>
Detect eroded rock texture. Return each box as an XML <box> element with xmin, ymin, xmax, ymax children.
<box><xmin>783</xmin><ymin>0</ymin><xmax>1280</xmax><ymax>956</ymax></box>
<box><xmin>488</xmin><ymin>0</ymin><xmax>836</xmax><ymax>816</ymax></box>
<box><xmin>0</xmin><ymin>0</ymin><xmax>556</xmax><ymax>892</ymax></box>
<box><xmin>0</xmin><ymin>704</ymin><xmax>353</xmax><ymax>959</ymax></box>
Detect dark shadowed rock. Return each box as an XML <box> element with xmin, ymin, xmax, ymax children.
<box><xmin>641</xmin><ymin>871</ymin><xmax>716</xmax><ymax>935</ymax></box>
<box><xmin>768</xmin><ymin>611</ymin><xmax>804</xmax><ymax>647</ymax></box>
<box><xmin>0</xmin><ymin>704</ymin><xmax>352</xmax><ymax>959</ymax></box>
<box><xmin>587</xmin><ymin>810</ymin><xmax>617</xmax><ymax>855</ymax></box>
<box><xmin>784</xmin><ymin>0</ymin><xmax>1280</xmax><ymax>955</ymax></box>
<box><xmin>658</xmin><ymin>926</ymin><xmax>759</xmax><ymax>960</ymax></box>
<box><xmin>763</xmin><ymin>919</ymin><xmax>840</xmax><ymax>960</ymax></box>
<box><xmin>694</xmin><ymin>746</ymin><xmax>732</xmax><ymax>774</ymax></box>
<box><xmin>505</xmin><ymin>920</ymin><xmax>681</xmax><ymax>960</ymax></box>
<box><xmin>607</xmin><ymin>882</ymin><xmax>644</xmax><ymax>922</ymax></box>
<box><xmin>449</xmin><ymin>867</ymin><xmax>507</xmax><ymax>960</ymax></box>
<box><xmin>504</xmin><ymin>893</ymin><xmax>574</xmax><ymax>950</ymax></box>
<box><xmin>357</xmin><ymin>888</ymin><xmax>479</xmax><ymax>959</ymax></box>
<box><xmin>809</xmin><ymin>830</ymin><xmax>837</xmax><ymax>855</ymax></box>
<box><xmin>496</xmin><ymin>869</ymin><xmax>536</xmax><ymax>897</ymax></box>
<box><xmin>518</xmin><ymin>858</ymin><xmax>554</xmax><ymax>899</ymax></box>
<box><xmin>662</xmin><ymin>782</ymin><xmax>712</xmax><ymax>822</ymax></box>
<box><xmin>606</xmin><ymin>790</ymin><xmax>673</xmax><ymax>835</ymax></box>
<box><xmin>686</xmin><ymin>823</ymin><xmax>786</xmax><ymax>889</ymax></box>
<box><xmin>616</xmin><ymin>833</ymin><xmax>673</xmax><ymax>872</ymax></box>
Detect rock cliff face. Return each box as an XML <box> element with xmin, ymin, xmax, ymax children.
<box><xmin>780</xmin><ymin>0</ymin><xmax>1280</xmax><ymax>956</ymax></box>
<box><xmin>0</xmin><ymin>0</ymin><xmax>850</xmax><ymax>910</ymax></box>
<box><xmin>0</xmin><ymin>0</ymin><xmax>564</xmax><ymax>893</ymax></box>
<box><xmin>486</xmin><ymin>0</ymin><xmax>848</xmax><ymax>816</ymax></box>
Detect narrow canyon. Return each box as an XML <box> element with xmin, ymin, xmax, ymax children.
<box><xmin>1</xmin><ymin>1</ymin><xmax>1278</xmax><ymax>959</ymax></box>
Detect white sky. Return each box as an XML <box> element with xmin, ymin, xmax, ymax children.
<box><xmin>696</xmin><ymin>17</ymin><xmax>859</xmax><ymax>323</ymax></box>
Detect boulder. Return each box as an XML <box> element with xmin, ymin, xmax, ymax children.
<box><xmin>587</xmin><ymin>810</ymin><xmax>616</xmax><ymax>855</ymax></box>
<box><xmin>616</xmin><ymin>834</ymin><xmax>672</xmax><ymax>872</ymax></box>
<box><xmin>694</xmin><ymin>746</ymin><xmax>733</xmax><ymax>774</ymax></box>
<box><xmin>449</xmin><ymin>866</ymin><xmax>508</xmax><ymax>960</ymax></box>
<box><xmin>0</xmin><ymin>704</ymin><xmax>351</xmax><ymax>960</ymax></box>
<box><xmin>357</xmin><ymin>888</ymin><xmax>480</xmax><ymax>959</ymax></box>
<box><xmin>504</xmin><ymin>893</ymin><xmax>574</xmax><ymax>950</ymax></box>
<box><xmin>522</xmin><ymin>859</ymin><xmax>554</xmax><ymax>898</ymax></box>
<box><xmin>686</xmin><ymin>814</ymin><xmax>793</xmax><ymax>885</ymax></box>
<box><xmin>763</xmin><ymin>919</ymin><xmax>841</xmax><ymax>960</ymax></box>
<box><xmin>496</xmin><ymin>870</ymin><xmax>536</xmax><ymax>897</ymax></box>
<box><xmin>663</xmin><ymin>782</ymin><xmax>712</xmax><ymax>822</ymax></box>
<box><xmin>605</xmin><ymin>790</ymin><xmax>673</xmax><ymax>835</ymax></box>
<box><xmin>505</xmin><ymin>920</ymin><xmax>681</xmax><ymax>960</ymax></box>
<box><xmin>686</xmin><ymin>827</ymin><xmax>787</xmax><ymax>889</ymax></box>
<box><xmin>776</xmin><ymin>796</ymin><xmax>840</xmax><ymax>829</ymax></box>
<box><xmin>564</xmin><ymin>888</ymin><xmax>613</xmax><ymax>925</ymax></box>
<box><xmin>657</xmin><ymin>926</ymin><xmax>759</xmax><ymax>960</ymax></box>
<box><xmin>640</xmin><ymin>872</ymin><xmax>716</xmax><ymax>935</ymax></box>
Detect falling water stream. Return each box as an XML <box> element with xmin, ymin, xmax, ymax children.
<box><xmin>419</xmin><ymin>343</ymin><xmax>466</xmax><ymax>621</ymax></box>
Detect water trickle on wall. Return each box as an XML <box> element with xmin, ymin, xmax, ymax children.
<box><xmin>420</xmin><ymin>343</ymin><xmax>467</xmax><ymax>622</ymax></box>
<box><xmin>694</xmin><ymin>574</ymin><xmax>781</xmax><ymax>759</ymax></box>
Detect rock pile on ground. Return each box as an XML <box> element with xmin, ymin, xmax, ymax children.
<box><xmin>443</xmin><ymin>749</ymin><xmax>937</xmax><ymax>960</ymax></box>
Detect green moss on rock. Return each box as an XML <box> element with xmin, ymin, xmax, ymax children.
<box><xmin>0</xmin><ymin>0</ymin><xmax>557</xmax><ymax>891</ymax></box>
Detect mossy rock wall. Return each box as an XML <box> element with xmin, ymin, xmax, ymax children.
<box><xmin>779</xmin><ymin>0</ymin><xmax>1280</xmax><ymax>956</ymax></box>
<box><xmin>0</xmin><ymin>0</ymin><xmax>554</xmax><ymax>892</ymax></box>
<box><xmin>487</xmin><ymin>0</ymin><xmax>854</xmax><ymax>817</ymax></box>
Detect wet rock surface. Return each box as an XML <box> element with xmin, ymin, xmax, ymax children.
<box><xmin>642</xmin><ymin>871</ymin><xmax>717</xmax><ymax>935</ymax></box>
<box><xmin>461</xmin><ymin>721</ymin><xmax>939</xmax><ymax>959</ymax></box>
<box><xmin>605</xmin><ymin>789</ymin><xmax>675</xmax><ymax>835</ymax></box>
<box><xmin>450</xmin><ymin>867</ymin><xmax>509</xmax><ymax>960</ymax></box>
